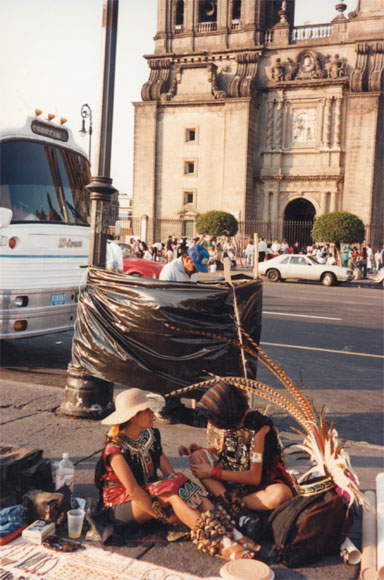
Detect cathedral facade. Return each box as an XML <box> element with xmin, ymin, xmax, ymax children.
<box><xmin>132</xmin><ymin>0</ymin><xmax>384</xmax><ymax>246</ymax></box>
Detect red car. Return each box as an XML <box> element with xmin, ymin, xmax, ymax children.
<box><xmin>123</xmin><ymin>257</ymin><xmax>163</xmax><ymax>279</ymax></box>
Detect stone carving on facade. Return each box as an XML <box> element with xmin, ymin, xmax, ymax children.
<box><xmin>271</xmin><ymin>58</ymin><xmax>285</xmax><ymax>81</ymax></box>
<box><xmin>368</xmin><ymin>42</ymin><xmax>384</xmax><ymax>92</ymax></box>
<box><xmin>326</xmin><ymin>54</ymin><xmax>346</xmax><ymax>79</ymax></box>
<box><xmin>160</xmin><ymin>74</ymin><xmax>179</xmax><ymax>102</ymax></box>
<box><xmin>350</xmin><ymin>43</ymin><xmax>370</xmax><ymax>92</ymax></box>
<box><xmin>160</xmin><ymin>62</ymin><xmax>226</xmax><ymax>102</ymax></box>
<box><xmin>285</xmin><ymin>51</ymin><xmax>325</xmax><ymax>81</ymax></box>
<box><xmin>141</xmin><ymin>59</ymin><xmax>172</xmax><ymax>101</ymax></box>
<box><xmin>228</xmin><ymin>52</ymin><xmax>259</xmax><ymax>97</ymax></box>
<box><xmin>291</xmin><ymin>110</ymin><xmax>316</xmax><ymax>144</ymax></box>
<box><xmin>208</xmin><ymin>64</ymin><xmax>227</xmax><ymax>99</ymax></box>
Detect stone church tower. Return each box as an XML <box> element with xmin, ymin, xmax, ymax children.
<box><xmin>132</xmin><ymin>0</ymin><xmax>384</xmax><ymax>246</ymax></box>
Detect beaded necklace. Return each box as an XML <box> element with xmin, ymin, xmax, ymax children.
<box><xmin>115</xmin><ymin>429</ymin><xmax>155</xmax><ymax>484</ymax></box>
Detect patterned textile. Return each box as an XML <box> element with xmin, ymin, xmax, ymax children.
<box><xmin>178</xmin><ymin>477</ymin><xmax>209</xmax><ymax>508</ymax></box>
<box><xmin>145</xmin><ymin>472</ymin><xmax>208</xmax><ymax>508</ymax></box>
<box><xmin>0</xmin><ymin>505</ymin><xmax>24</xmax><ymax>537</ymax></box>
<box><xmin>196</xmin><ymin>382</ymin><xmax>248</xmax><ymax>429</ymax></box>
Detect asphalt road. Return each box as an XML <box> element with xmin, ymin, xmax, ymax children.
<box><xmin>1</xmin><ymin>279</ymin><xmax>382</xmax><ymax>449</ymax></box>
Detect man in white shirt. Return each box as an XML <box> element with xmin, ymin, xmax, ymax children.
<box><xmin>271</xmin><ymin>239</ymin><xmax>281</xmax><ymax>255</ymax></box>
<box><xmin>159</xmin><ymin>244</ymin><xmax>209</xmax><ymax>282</ymax></box>
<box><xmin>280</xmin><ymin>239</ymin><xmax>289</xmax><ymax>254</ymax></box>
<box><xmin>152</xmin><ymin>241</ymin><xmax>163</xmax><ymax>261</ymax></box>
<box><xmin>106</xmin><ymin>238</ymin><xmax>124</xmax><ymax>273</ymax></box>
<box><xmin>258</xmin><ymin>238</ymin><xmax>268</xmax><ymax>262</ymax></box>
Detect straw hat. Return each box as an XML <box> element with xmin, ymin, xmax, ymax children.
<box><xmin>101</xmin><ymin>388</ymin><xmax>165</xmax><ymax>425</ymax></box>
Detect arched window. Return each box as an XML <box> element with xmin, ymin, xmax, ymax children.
<box><xmin>232</xmin><ymin>0</ymin><xmax>241</xmax><ymax>21</ymax></box>
<box><xmin>176</xmin><ymin>0</ymin><xmax>184</xmax><ymax>26</ymax></box>
<box><xmin>199</xmin><ymin>0</ymin><xmax>217</xmax><ymax>23</ymax></box>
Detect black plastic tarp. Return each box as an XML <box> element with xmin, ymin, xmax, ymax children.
<box><xmin>70</xmin><ymin>268</ymin><xmax>262</xmax><ymax>396</ymax></box>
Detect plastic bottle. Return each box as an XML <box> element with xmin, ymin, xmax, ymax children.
<box><xmin>55</xmin><ymin>452</ymin><xmax>75</xmax><ymax>493</ymax></box>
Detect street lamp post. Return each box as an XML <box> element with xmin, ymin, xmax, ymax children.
<box><xmin>60</xmin><ymin>0</ymin><xmax>119</xmax><ymax>419</ymax></box>
<box><xmin>79</xmin><ymin>103</ymin><xmax>93</xmax><ymax>162</ymax></box>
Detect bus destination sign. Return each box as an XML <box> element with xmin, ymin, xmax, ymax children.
<box><xmin>31</xmin><ymin>120</ymin><xmax>69</xmax><ymax>142</ymax></box>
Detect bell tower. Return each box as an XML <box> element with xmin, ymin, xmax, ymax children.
<box><xmin>154</xmin><ymin>0</ymin><xmax>295</xmax><ymax>54</ymax></box>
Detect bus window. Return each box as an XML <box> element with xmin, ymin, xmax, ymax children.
<box><xmin>0</xmin><ymin>140</ymin><xmax>90</xmax><ymax>225</ymax></box>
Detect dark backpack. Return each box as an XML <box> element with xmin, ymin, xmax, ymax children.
<box><xmin>94</xmin><ymin>453</ymin><xmax>106</xmax><ymax>490</ymax></box>
<box><xmin>267</xmin><ymin>489</ymin><xmax>353</xmax><ymax>568</ymax></box>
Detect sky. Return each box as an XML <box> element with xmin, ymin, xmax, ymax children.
<box><xmin>1</xmin><ymin>0</ymin><xmax>357</xmax><ymax>196</ymax></box>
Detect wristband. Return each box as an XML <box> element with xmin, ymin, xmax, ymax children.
<box><xmin>152</xmin><ymin>499</ymin><xmax>168</xmax><ymax>524</ymax></box>
<box><xmin>211</xmin><ymin>466</ymin><xmax>223</xmax><ymax>479</ymax></box>
<box><xmin>250</xmin><ymin>452</ymin><xmax>263</xmax><ymax>463</ymax></box>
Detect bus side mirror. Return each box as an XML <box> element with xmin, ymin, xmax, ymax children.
<box><xmin>0</xmin><ymin>208</ymin><xmax>12</xmax><ymax>229</ymax></box>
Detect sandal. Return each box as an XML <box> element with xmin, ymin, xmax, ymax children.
<box><xmin>219</xmin><ymin>536</ymin><xmax>255</xmax><ymax>560</ymax></box>
<box><xmin>190</xmin><ymin>509</ymin><xmax>256</xmax><ymax>560</ymax></box>
<box><xmin>232</xmin><ymin>528</ymin><xmax>261</xmax><ymax>553</ymax></box>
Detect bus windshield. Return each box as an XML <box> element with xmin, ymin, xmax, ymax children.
<box><xmin>0</xmin><ymin>140</ymin><xmax>91</xmax><ymax>225</ymax></box>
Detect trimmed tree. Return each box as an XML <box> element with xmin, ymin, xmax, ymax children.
<box><xmin>312</xmin><ymin>211</ymin><xmax>365</xmax><ymax>246</ymax></box>
<box><xmin>195</xmin><ymin>210</ymin><xmax>239</xmax><ymax>237</ymax></box>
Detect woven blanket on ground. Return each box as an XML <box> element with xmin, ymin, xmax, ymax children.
<box><xmin>0</xmin><ymin>539</ymin><xmax>219</xmax><ymax>579</ymax></box>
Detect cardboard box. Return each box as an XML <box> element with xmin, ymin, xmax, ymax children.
<box><xmin>22</xmin><ymin>520</ymin><xmax>55</xmax><ymax>544</ymax></box>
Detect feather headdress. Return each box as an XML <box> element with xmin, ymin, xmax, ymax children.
<box><xmin>166</xmin><ymin>323</ymin><xmax>367</xmax><ymax>509</ymax></box>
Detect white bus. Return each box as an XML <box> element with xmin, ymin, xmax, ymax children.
<box><xmin>0</xmin><ymin>113</ymin><xmax>91</xmax><ymax>339</ymax></box>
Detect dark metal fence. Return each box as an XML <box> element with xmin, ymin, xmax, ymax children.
<box><xmin>117</xmin><ymin>217</ymin><xmax>382</xmax><ymax>252</ymax></box>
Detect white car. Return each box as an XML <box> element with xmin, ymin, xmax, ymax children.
<box><xmin>258</xmin><ymin>254</ymin><xmax>354</xmax><ymax>286</ymax></box>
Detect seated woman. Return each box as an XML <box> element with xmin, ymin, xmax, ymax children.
<box><xmin>96</xmin><ymin>388</ymin><xmax>260</xmax><ymax>560</ymax></box>
<box><xmin>179</xmin><ymin>382</ymin><xmax>295</xmax><ymax>529</ymax></box>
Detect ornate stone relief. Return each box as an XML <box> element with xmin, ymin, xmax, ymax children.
<box><xmin>351</xmin><ymin>42</ymin><xmax>384</xmax><ymax>92</ymax></box>
<box><xmin>141</xmin><ymin>59</ymin><xmax>172</xmax><ymax>101</ymax></box>
<box><xmin>228</xmin><ymin>53</ymin><xmax>259</xmax><ymax>98</ymax></box>
<box><xmin>291</xmin><ymin>110</ymin><xmax>316</xmax><ymax>144</ymax></box>
<box><xmin>350</xmin><ymin>43</ymin><xmax>370</xmax><ymax>92</ymax></box>
<box><xmin>160</xmin><ymin>62</ymin><xmax>226</xmax><ymax>102</ymax></box>
<box><xmin>325</xmin><ymin>54</ymin><xmax>346</xmax><ymax>79</ymax></box>
<box><xmin>270</xmin><ymin>50</ymin><xmax>348</xmax><ymax>83</ymax></box>
<box><xmin>288</xmin><ymin>50</ymin><xmax>325</xmax><ymax>80</ymax></box>
<box><xmin>368</xmin><ymin>42</ymin><xmax>384</xmax><ymax>92</ymax></box>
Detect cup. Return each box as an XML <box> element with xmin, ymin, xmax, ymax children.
<box><xmin>340</xmin><ymin>537</ymin><xmax>361</xmax><ymax>565</ymax></box>
<box><xmin>67</xmin><ymin>509</ymin><xmax>85</xmax><ymax>539</ymax></box>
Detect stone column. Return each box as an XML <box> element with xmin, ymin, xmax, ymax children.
<box><xmin>185</xmin><ymin>0</ymin><xmax>194</xmax><ymax>30</ymax></box>
<box><xmin>217</xmin><ymin>0</ymin><xmax>228</xmax><ymax>30</ymax></box>
<box><xmin>330</xmin><ymin>191</ymin><xmax>338</xmax><ymax>212</ymax></box>
<box><xmin>275</xmin><ymin>101</ymin><xmax>284</xmax><ymax>149</ymax></box>
<box><xmin>266</xmin><ymin>100</ymin><xmax>274</xmax><ymax>150</ymax></box>
<box><xmin>320</xmin><ymin>191</ymin><xmax>328</xmax><ymax>215</ymax></box>
<box><xmin>323</xmin><ymin>97</ymin><xmax>332</xmax><ymax>148</ymax></box>
<box><xmin>334</xmin><ymin>97</ymin><xmax>343</xmax><ymax>149</ymax></box>
<box><xmin>263</xmin><ymin>189</ymin><xmax>270</xmax><ymax>220</ymax></box>
<box><xmin>272</xmin><ymin>190</ymin><xmax>279</xmax><ymax>221</ymax></box>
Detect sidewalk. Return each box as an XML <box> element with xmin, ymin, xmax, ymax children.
<box><xmin>1</xmin><ymin>378</ymin><xmax>382</xmax><ymax>579</ymax></box>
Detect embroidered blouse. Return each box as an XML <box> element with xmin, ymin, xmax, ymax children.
<box><xmin>101</xmin><ymin>428</ymin><xmax>162</xmax><ymax>508</ymax></box>
<box><xmin>213</xmin><ymin>410</ymin><xmax>295</xmax><ymax>494</ymax></box>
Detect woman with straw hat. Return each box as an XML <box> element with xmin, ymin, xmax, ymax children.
<box><xmin>96</xmin><ymin>388</ymin><xmax>261</xmax><ymax>560</ymax></box>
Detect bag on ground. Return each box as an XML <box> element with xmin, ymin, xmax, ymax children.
<box><xmin>267</xmin><ymin>488</ymin><xmax>353</xmax><ymax>568</ymax></box>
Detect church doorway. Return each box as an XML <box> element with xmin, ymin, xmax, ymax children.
<box><xmin>283</xmin><ymin>198</ymin><xmax>315</xmax><ymax>248</ymax></box>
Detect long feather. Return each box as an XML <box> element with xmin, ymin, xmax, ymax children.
<box><xmin>165</xmin><ymin>324</ymin><xmax>367</xmax><ymax>509</ymax></box>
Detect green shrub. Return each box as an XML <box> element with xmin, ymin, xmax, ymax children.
<box><xmin>312</xmin><ymin>211</ymin><xmax>365</xmax><ymax>245</ymax></box>
<box><xmin>195</xmin><ymin>210</ymin><xmax>238</xmax><ymax>237</ymax></box>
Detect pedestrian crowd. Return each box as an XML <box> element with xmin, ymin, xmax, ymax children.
<box><xmin>112</xmin><ymin>233</ymin><xmax>384</xmax><ymax>279</ymax></box>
